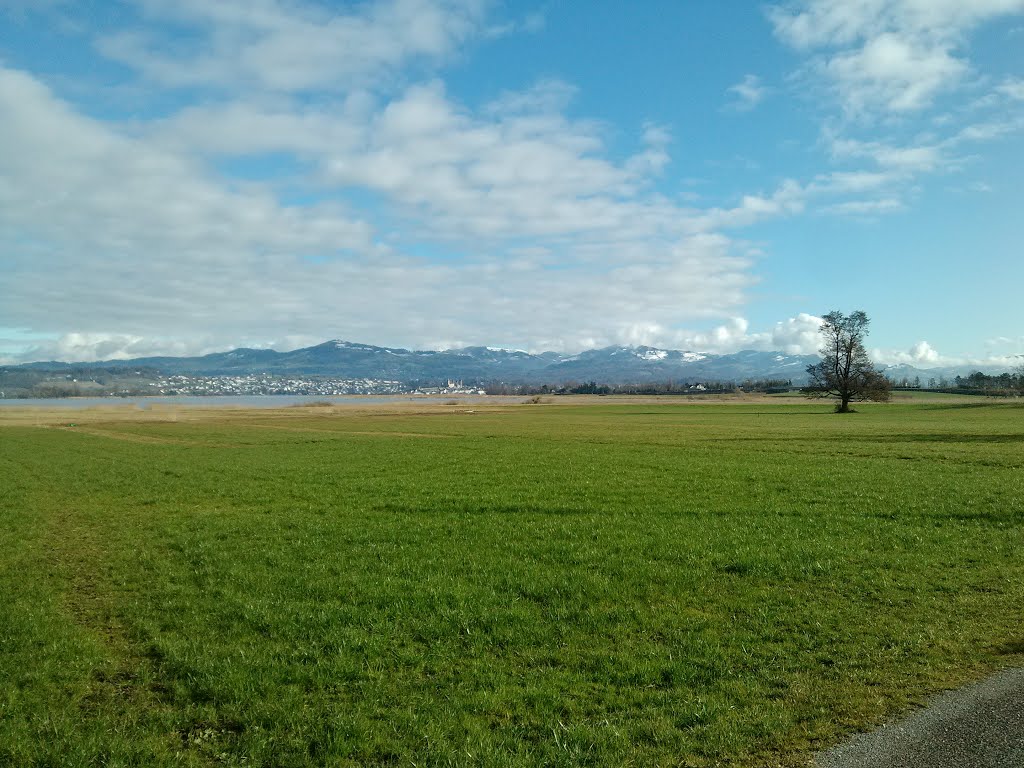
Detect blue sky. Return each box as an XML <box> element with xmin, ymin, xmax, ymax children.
<box><xmin>1</xmin><ymin>0</ymin><xmax>1022</xmax><ymax>367</ymax></box>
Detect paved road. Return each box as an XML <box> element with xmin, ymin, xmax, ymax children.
<box><xmin>816</xmin><ymin>667</ymin><xmax>1024</xmax><ymax>768</ymax></box>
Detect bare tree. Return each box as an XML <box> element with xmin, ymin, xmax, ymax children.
<box><xmin>804</xmin><ymin>310</ymin><xmax>891</xmax><ymax>412</ymax></box>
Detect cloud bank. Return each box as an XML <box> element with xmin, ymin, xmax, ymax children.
<box><xmin>1</xmin><ymin>0</ymin><xmax>1022</xmax><ymax>363</ymax></box>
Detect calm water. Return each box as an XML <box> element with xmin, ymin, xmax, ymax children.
<box><xmin>0</xmin><ymin>395</ymin><xmax>493</xmax><ymax>409</ymax></box>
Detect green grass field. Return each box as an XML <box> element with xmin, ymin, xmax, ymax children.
<box><xmin>2</xmin><ymin>400</ymin><xmax>1022</xmax><ymax>766</ymax></box>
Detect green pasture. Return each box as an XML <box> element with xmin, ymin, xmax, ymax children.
<box><xmin>1</xmin><ymin>401</ymin><xmax>1022</xmax><ymax>766</ymax></box>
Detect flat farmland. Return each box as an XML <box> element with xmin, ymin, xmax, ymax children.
<box><xmin>1</xmin><ymin>399</ymin><xmax>1022</xmax><ymax>766</ymax></box>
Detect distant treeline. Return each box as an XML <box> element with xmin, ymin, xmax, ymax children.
<box><xmin>481</xmin><ymin>379</ymin><xmax>795</xmax><ymax>396</ymax></box>
<box><xmin>888</xmin><ymin>370</ymin><xmax>1023</xmax><ymax>396</ymax></box>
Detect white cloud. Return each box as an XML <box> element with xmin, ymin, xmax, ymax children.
<box><xmin>694</xmin><ymin>179</ymin><xmax>807</xmax><ymax>231</ymax></box>
<box><xmin>681</xmin><ymin>317</ymin><xmax>753</xmax><ymax>352</ymax></box>
<box><xmin>953</xmin><ymin>117</ymin><xmax>1024</xmax><ymax>143</ymax></box>
<box><xmin>812</xmin><ymin>169</ymin><xmax>898</xmax><ymax>193</ymax></box>
<box><xmin>824</xmin><ymin>33</ymin><xmax>966</xmax><ymax>113</ymax></box>
<box><xmin>726</xmin><ymin>74</ymin><xmax>769</xmax><ymax>111</ymax></box>
<box><xmin>0</xmin><ymin>67</ymin><xmax>374</xmax><ymax>257</ymax></box>
<box><xmin>986</xmin><ymin>335</ymin><xmax>1024</xmax><ymax>349</ymax></box>
<box><xmin>483</xmin><ymin>8</ymin><xmax>546</xmax><ymax>39</ymax></box>
<box><xmin>25</xmin><ymin>333</ymin><xmax>201</xmax><ymax>363</ymax></box>
<box><xmin>768</xmin><ymin>313</ymin><xmax>826</xmax><ymax>354</ymax></box>
<box><xmin>659</xmin><ymin>313</ymin><xmax>823</xmax><ymax>356</ymax></box>
<box><xmin>769</xmin><ymin>0</ymin><xmax>1024</xmax><ymax>117</ymax></box>
<box><xmin>872</xmin><ymin>340</ymin><xmax>1024</xmax><ymax>369</ymax></box>
<box><xmin>821</xmin><ymin>197</ymin><xmax>904</xmax><ymax>216</ymax></box>
<box><xmin>826</xmin><ymin>125</ymin><xmax>946</xmax><ymax>170</ymax></box>
<box><xmin>307</xmin><ymin>80</ymin><xmax>689</xmax><ymax>241</ymax></box>
<box><xmin>769</xmin><ymin>0</ymin><xmax>1024</xmax><ymax>50</ymax></box>
<box><xmin>907</xmin><ymin>340</ymin><xmax>939</xmax><ymax>363</ymax></box>
<box><xmin>96</xmin><ymin>0</ymin><xmax>488</xmax><ymax>92</ymax></box>
<box><xmin>483</xmin><ymin>78</ymin><xmax>578</xmax><ymax>117</ymax></box>
<box><xmin>626</xmin><ymin>122</ymin><xmax>673</xmax><ymax>176</ymax></box>
<box><xmin>997</xmin><ymin>77</ymin><xmax>1024</xmax><ymax>101</ymax></box>
<box><xmin>151</xmin><ymin>95</ymin><xmax>372</xmax><ymax>158</ymax></box>
<box><xmin>811</xmin><ymin>85</ymin><xmax>1024</xmax><ymax>218</ymax></box>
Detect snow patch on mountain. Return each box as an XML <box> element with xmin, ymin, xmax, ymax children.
<box><xmin>636</xmin><ymin>349</ymin><xmax>668</xmax><ymax>361</ymax></box>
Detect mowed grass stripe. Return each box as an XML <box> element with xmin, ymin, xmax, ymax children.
<box><xmin>0</xmin><ymin>402</ymin><xmax>1021</xmax><ymax>766</ymax></box>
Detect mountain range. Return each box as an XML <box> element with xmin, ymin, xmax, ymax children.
<box><xmin>17</xmin><ymin>340</ymin><xmax>817</xmax><ymax>385</ymax></box>
<box><xmin>15</xmin><ymin>339</ymin><xmax>1011</xmax><ymax>386</ymax></box>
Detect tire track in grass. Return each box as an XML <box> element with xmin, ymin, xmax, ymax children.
<box><xmin>48</xmin><ymin>425</ymin><xmax>192</xmax><ymax>445</ymax></box>
<box><xmin>40</xmin><ymin>492</ymin><xmax>209</xmax><ymax>765</ymax></box>
<box><xmin>238</xmin><ymin>422</ymin><xmax>456</xmax><ymax>438</ymax></box>
<box><xmin>27</xmin><ymin>432</ymin><xmax>224</xmax><ymax>766</ymax></box>
<box><xmin>43</xmin><ymin>424</ymin><xmax>248</xmax><ymax>449</ymax></box>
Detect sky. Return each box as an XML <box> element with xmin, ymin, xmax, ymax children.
<box><xmin>1</xmin><ymin>0</ymin><xmax>1023</xmax><ymax>368</ymax></box>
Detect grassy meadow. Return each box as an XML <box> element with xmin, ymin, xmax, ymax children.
<box><xmin>1</xmin><ymin>398</ymin><xmax>1022</xmax><ymax>766</ymax></box>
